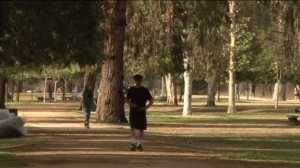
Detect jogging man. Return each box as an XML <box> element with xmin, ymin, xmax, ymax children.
<box><xmin>125</xmin><ymin>74</ymin><xmax>154</xmax><ymax>151</ymax></box>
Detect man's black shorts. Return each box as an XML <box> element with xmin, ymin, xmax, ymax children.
<box><xmin>129</xmin><ymin>111</ymin><xmax>147</xmax><ymax>130</ymax></box>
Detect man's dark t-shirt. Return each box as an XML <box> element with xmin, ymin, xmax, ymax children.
<box><xmin>126</xmin><ymin>86</ymin><xmax>152</xmax><ymax>115</ymax></box>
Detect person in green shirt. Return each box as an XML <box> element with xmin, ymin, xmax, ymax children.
<box><xmin>82</xmin><ymin>85</ymin><xmax>93</xmax><ymax>129</ymax></box>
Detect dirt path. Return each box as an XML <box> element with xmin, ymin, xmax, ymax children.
<box><xmin>3</xmin><ymin>110</ymin><xmax>297</xmax><ymax>168</ymax></box>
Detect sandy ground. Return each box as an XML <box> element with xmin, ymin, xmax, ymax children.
<box><xmin>2</xmin><ymin>105</ymin><xmax>299</xmax><ymax>168</ymax></box>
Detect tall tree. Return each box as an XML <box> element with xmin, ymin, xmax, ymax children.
<box><xmin>96</xmin><ymin>1</ymin><xmax>128</xmax><ymax>122</ymax></box>
<box><xmin>227</xmin><ymin>0</ymin><xmax>237</xmax><ymax>113</ymax></box>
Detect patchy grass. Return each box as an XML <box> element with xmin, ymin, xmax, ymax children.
<box><xmin>143</xmin><ymin>112</ymin><xmax>300</xmax><ymax>164</ymax></box>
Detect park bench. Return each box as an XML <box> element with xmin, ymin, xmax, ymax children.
<box><xmin>36</xmin><ymin>97</ymin><xmax>54</xmax><ymax>102</ymax></box>
<box><xmin>287</xmin><ymin>115</ymin><xmax>300</xmax><ymax>125</ymax></box>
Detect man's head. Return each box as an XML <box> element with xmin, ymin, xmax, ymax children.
<box><xmin>133</xmin><ymin>74</ymin><xmax>143</xmax><ymax>87</ymax></box>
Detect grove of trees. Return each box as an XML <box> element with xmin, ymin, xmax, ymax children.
<box><xmin>1</xmin><ymin>1</ymin><xmax>300</xmax><ymax>122</ymax></box>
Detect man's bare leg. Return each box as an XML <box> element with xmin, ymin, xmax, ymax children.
<box><xmin>131</xmin><ymin>128</ymin><xmax>135</xmax><ymax>143</ymax></box>
<box><xmin>130</xmin><ymin>128</ymin><xmax>136</xmax><ymax>151</ymax></box>
<box><xmin>138</xmin><ymin>129</ymin><xmax>144</xmax><ymax>146</ymax></box>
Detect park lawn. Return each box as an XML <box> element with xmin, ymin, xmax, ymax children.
<box><xmin>145</xmin><ymin>112</ymin><xmax>300</xmax><ymax>164</ymax></box>
<box><xmin>79</xmin><ymin>111</ymin><xmax>300</xmax><ymax>164</ymax></box>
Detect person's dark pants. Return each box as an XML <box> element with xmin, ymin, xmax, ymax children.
<box><xmin>49</xmin><ymin>91</ymin><xmax>52</xmax><ymax>99</ymax></box>
<box><xmin>129</xmin><ymin>111</ymin><xmax>147</xmax><ymax>130</ymax></box>
<box><xmin>84</xmin><ymin>107</ymin><xmax>91</xmax><ymax>126</ymax></box>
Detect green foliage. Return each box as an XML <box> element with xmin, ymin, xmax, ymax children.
<box><xmin>0</xmin><ymin>1</ymin><xmax>107</xmax><ymax>68</ymax></box>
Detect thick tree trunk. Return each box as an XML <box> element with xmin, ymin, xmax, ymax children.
<box><xmin>43</xmin><ymin>78</ymin><xmax>47</xmax><ymax>103</ymax></box>
<box><xmin>16</xmin><ymin>81</ymin><xmax>22</xmax><ymax>102</ymax></box>
<box><xmin>216</xmin><ymin>79</ymin><xmax>221</xmax><ymax>102</ymax></box>
<box><xmin>227</xmin><ymin>1</ymin><xmax>236</xmax><ymax>113</ymax></box>
<box><xmin>183</xmin><ymin>54</ymin><xmax>192</xmax><ymax>116</ymax></box>
<box><xmin>96</xmin><ymin>1</ymin><xmax>127</xmax><ymax>123</ymax></box>
<box><xmin>0</xmin><ymin>74</ymin><xmax>6</xmax><ymax>109</ymax></box>
<box><xmin>165</xmin><ymin>73</ymin><xmax>178</xmax><ymax>105</ymax></box>
<box><xmin>206</xmin><ymin>72</ymin><xmax>221</xmax><ymax>107</ymax></box>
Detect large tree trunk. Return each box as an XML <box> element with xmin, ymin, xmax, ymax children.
<box><xmin>96</xmin><ymin>1</ymin><xmax>127</xmax><ymax>123</ymax></box>
<box><xmin>183</xmin><ymin>54</ymin><xmax>192</xmax><ymax>116</ymax></box>
<box><xmin>0</xmin><ymin>74</ymin><xmax>6</xmax><ymax>109</ymax></box>
<box><xmin>227</xmin><ymin>1</ymin><xmax>236</xmax><ymax>113</ymax></box>
<box><xmin>206</xmin><ymin>71</ymin><xmax>222</xmax><ymax>107</ymax></box>
<box><xmin>16</xmin><ymin>81</ymin><xmax>22</xmax><ymax>102</ymax></box>
<box><xmin>165</xmin><ymin>73</ymin><xmax>178</xmax><ymax>105</ymax></box>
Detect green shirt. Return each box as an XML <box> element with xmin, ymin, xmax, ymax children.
<box><xmin>84</xmin><ymin>91</ymin><xmax>93</xmax><ymax>108</ymax></box>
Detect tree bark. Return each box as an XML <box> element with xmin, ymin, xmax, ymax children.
<box><xmin>227</xmin><ymin>1</ymin><xmax>236</xmax><ymax>113</ymax></box>
<box><xmin>206</xmin><ymin>72</ymin><xmax>221</xmax><ymax>107</ymax></box>
<box><xmin>183</xmin><ymin>54</ymin><xmax>192</xmax><ymax>116</ymax></box>
<box><xmin>165</xmin><ymin>73</ymin><xmax>178</xmax><ymax>105</ymax></box>
<box><xmin>0</xmin><ymin>74</ymin><xmax>6</xmax><ymax>109</ymax></box>
<box><xmin>16</xmin><ymin>81</ymin><xmax>22</xmax><ymax>102</ymax></box>
<box><xmin>96</xmin><ymin>1</ymin><xmax>127</xmax><ymax>123</ymax></box>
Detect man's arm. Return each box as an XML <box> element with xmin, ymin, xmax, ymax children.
<box><xmin>145</xmin><ymin>98</ymin><xmax>154</xmax><ymax>110</ymax></box>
